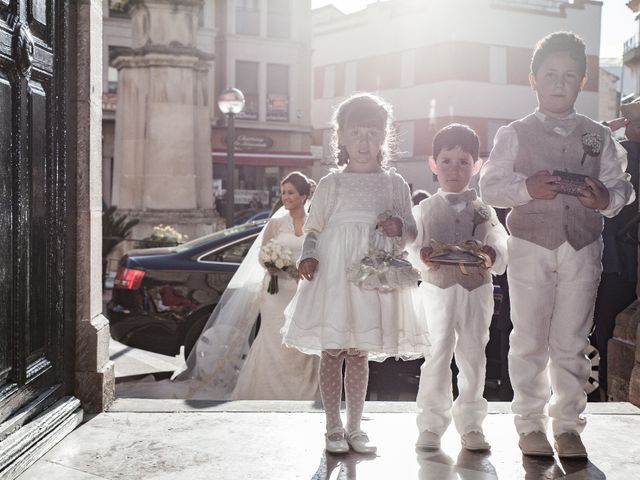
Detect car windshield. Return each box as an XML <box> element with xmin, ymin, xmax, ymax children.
<box><xmin>174</xmin><ymin>221</ymin><xmax>266</xmax><ymax>253</ymax></box>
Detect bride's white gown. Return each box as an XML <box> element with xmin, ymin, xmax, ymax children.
<box><xmin>231</xmin><ymin>214</ymin><xmax>320</xmax><ymax>400</ymax></box>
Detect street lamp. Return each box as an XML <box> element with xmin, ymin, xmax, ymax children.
<box><xmin>217</xmin><ymin>87</ymin><xmax>245</xmax><ymax>228</ymax></box>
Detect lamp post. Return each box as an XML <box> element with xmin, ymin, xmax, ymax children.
<box><xmin>217</xmin><ymin>87</ymin><xmax>245</xmax><ymax>228</ymax></box>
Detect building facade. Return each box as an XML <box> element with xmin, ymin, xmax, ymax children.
<box><xmin>211</xmin><ymin>0</ymin><xmax>313</xmax><ymax>215</ymax></box>
<box><xmin>312</xmin><ymin>0</ymin><xmax>602</xmax><ymax>192</ymax></box>
<box><xmin>624</xmin><ymin>0</ymin><xmax>640</xmax><ymax>102</ymax></box>
<box><xmin>102</xmin><ymin>0</ymin><xmax>313</xmax><ymax>217</ymax></box>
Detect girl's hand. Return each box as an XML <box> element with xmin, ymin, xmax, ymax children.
<box><xmin>420</xmin><ymin>246</ymin><xmax>439</xmax><ymax>270</ymax></box>
<box><xmin>298</xmin><ymin>258</ymin><xmax>319</xmax><ymax>281</ymax></box>
<box><xmin>379</xmin><ymin>216</ymin><xmax>403</xmax><ymax>237</ymax></box>
<box><xmin>526</xmin><ymin>170</ymin><xmax>560</xmax><ymax>200</ymax></box>
<box><xmin>266</xmin><ymin>266</ymin><xmax>279</xmax><ymax>275</ymax></box>
<box><xmin>578</xmin><ymin>177</ymin><xmax>610</xmax><ymax>210</ymax></box>
<box><xmin>479</xmin><ymin>245</ymin><xmax>496</xmax><ymax>269</ymax></box>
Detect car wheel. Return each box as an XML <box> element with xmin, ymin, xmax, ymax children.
<box><xmin>183</xmin><ymin>309</ymin><xmax>212</xmax><ymax>361</ymax></box>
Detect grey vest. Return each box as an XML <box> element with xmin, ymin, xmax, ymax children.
<box><xmin>507</xmin><ymin>113</ymin><xmax>604</xmax><ymax>251</ymax></box>
<box><xmin>417</xmin><ymin>194</ymin><xmax>495</xmax><ymax>291</ymax></box>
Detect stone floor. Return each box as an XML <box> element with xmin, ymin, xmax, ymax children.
<box><xmin>16</xmin><ymin>400</ymin><xmax>640</xmax><ymax>479</ymax></box>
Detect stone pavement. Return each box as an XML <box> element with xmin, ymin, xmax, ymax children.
<box><xmin>16</xmin><ymin>400</ymin><xmax>640</xmax><ymax>479</ymax></box>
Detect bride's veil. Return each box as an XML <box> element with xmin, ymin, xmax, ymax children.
<box><xmin>175</xmin><ymin>207</ymin><xmax>289</xmax><ymax>399</ymax></box>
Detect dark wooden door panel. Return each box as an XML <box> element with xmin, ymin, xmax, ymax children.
<box><xmin>0</xmin><ymin>0</ymin><xmax>64</xmax><ymax>423</ymax></box>
<box><xmin>0</xmin><ymin>72</ymin><xmax>13</xmax><ymax>384</ymax></box>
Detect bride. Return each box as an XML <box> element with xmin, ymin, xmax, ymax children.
<box><xmin>176</xmin><ymin>172</ymin><xmax>320</xmax><ymax>400</ymax></box>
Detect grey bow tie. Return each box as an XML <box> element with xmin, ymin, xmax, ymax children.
<box><xmin>445</xmin><ymin>190</ymin><xmax>477</xmax><ymax>205</ymax></box>
<box><xmin>543</xmin><ymin>116</ymin><xmax>578</xmax><ymax>134</ymax></box>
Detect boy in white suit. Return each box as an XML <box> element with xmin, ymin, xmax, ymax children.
<box><xmin>479</xmin><ymin>31</ymin><xmax>634</xmax><ymax>458</ymax></box>
<box><xmin>413</xmin><ymin>124</ymin><xmax>508</xmax><ymax>451</ymax></box>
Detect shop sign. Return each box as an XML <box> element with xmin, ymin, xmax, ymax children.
<box><xmin>223</xmin><ymin>134</ymin><xmax>274</xmax><ymax>150</ymax></box>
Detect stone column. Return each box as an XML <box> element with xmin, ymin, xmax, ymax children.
<box><xmin>73</xmin><ymin>0</ymin><xmax>115</xmax><ymax>413</ymax></box>
<box><xmin>111</xmin><ymin>0</ymin><xmax>223</xmax><ymax>240</ymax></box>
<box><xmin>609</xmin><ymin>301</ymin><xmax>639</xmax><ymax>404</ymax></box>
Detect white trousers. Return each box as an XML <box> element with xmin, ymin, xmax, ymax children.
<box><xmin>416</xmin><ymin>282</ymin><xmax>494</xmax><ymax>436</ymax></box>
<box><xmin>507</xmin><ymin>237</ymin><xmax>602</xmax><ymax>436</ymax></box>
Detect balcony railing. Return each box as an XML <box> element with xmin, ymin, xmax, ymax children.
<box><xmin>625</xmin><ymin>35</ymin><xmax>639</xmax><ymax>55</ymax></box>
<box><xmin>492</xmin><ymin>0</ymin><xmax>574</xmax><ymax>13</ymax></box>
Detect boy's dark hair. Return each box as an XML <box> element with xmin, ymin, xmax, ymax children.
<box><xmin>432</xmin><ymin>123</ymin><xmax>480</xmax><ymax>162</ymax></box>
<box><xmin>411</xmin><ymin>189</ymin><xmax>430</xmax><ymax>206</ymax></box>
<box><xmin>530</xmin><ymin>31</ymin><xmax>587</xmax><ymax>77</ymax></box>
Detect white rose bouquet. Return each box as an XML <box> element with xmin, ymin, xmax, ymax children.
<box><xmin>259</xmin><ymin>239</ymin><xmax>294</xmax><ymax>294</ymax></box>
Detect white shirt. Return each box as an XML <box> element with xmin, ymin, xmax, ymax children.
<box><xmin>479</xmin><ymin>110</ymin><xmax>634</xmax><ymax>218</ymax></box>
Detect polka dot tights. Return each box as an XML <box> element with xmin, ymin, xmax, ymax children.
<box><xmin>319</xmin><ymin>349</ymin><xmax>369</xmax><ymax>434</ymax></box>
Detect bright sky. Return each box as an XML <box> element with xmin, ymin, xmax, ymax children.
<box><xmin>310</xmin><ymin>0</ymin><xmax>637</xmax><ymax>60</ymax></box>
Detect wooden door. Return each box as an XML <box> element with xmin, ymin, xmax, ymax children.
<box><xmin>0</xmin><ymin>0</ymin><xmax>67</xmax><ymax>425</ymax></box>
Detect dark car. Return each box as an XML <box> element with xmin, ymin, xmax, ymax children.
<box><xmin>106</xmin><ymin>219</ymin><xmax>516</xmax><ymax>401</ymax></box>
<box><xmin>233</xmin><ymin>209</ymin><xmax>271</xmax><ymax>225</ymax></box>
<box><xmin>107</xmin><ymin>221</ymin><xmax>265</xmax><ymax>360</ymax></box>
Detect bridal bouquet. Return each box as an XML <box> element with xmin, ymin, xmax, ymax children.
<box><xmin>259</xmin><ymin>239</ymin><xmax>294</xmax><ymax>294</ymax></box>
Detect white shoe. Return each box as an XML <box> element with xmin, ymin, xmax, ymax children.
<box><xmin>554</xmin><ymin>432</ymin><xmax>588</xmax><ymax>459</ymax></box>
<box><xmin>461</xmin><ymin>431</ymin><xmax>491</xmax><ymax>451</ymax></box>
<box><xmin>325</xmin><ymin>427</ymin><xmax>349</xmax><ymax>454</ymax></box>
<box><xmin>416</xmin><ymin>430</ymin><xmax>441</xmax><ymax>450</ymax></box>
<box><xmin>346</xmin><ymin>430</ymin><xmax>377</xmax><ymax>454</ymax></box>
<box><xmin>518</xmin><ymin>431</ymin><xmax>554</xmax><ymax>457</ymax></box>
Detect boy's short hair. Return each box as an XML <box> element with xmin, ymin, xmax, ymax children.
<box><xmin>530</xmin><ymin>31</ymin><xmax>587</xmax><ymax>77</ymax></box>
<box><xmin>411</xmin><ymin>189</ymin><xmax>430</xmax><ymax>206</ymax></box>
<box><xmin>432</xmin><ymin>123</ymin><xmax>480</xmax><ymax>162</ymax></box>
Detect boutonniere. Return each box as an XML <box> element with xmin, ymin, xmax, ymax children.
<box><xmin>472</xmin><ymin>206</ymin><xmax>491</xmax><ymax>236</ymax></box>
<box><xmin>581</xmin><ymin>133</ymin><xmax>601</xmax><ymax>166</ymax></box>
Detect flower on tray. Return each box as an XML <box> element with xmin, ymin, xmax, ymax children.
<box><xmin>259</xmin><ymin>239</ymin><xmax>294</xmax><ymax>294</ymax></box>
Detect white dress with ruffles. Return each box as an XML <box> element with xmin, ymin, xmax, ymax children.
<box><xmin>282</xmin><ymin>169</ymin><xmax>429</xmax><ymax>361</ymax></box>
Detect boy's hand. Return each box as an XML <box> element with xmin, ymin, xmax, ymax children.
<box><xmin>479</xmin><ymin>245</ymin><xmax>496</xmax><ymax>269</ymax></box>
<box><xmin>298</xmin><ymin>258</ymin><xmax>319</xmax><ymax>281</ymax></box>
<box><xmin>526</xmin><ymin>170</ymin><xmax>560</xmax><ymax>200</ymax></box>
<box><xmin>577</xmin><ymin>177</ymin><xmax>610</xmax><ymax>210</ymax></box>
<box><xmin>379</xmin><ymin>216</ymin><xmax>403</xmax><ymax>237</ymax></box>
<box><xmin>420</xmin><ymin>246</ymin><xmax>440</xmax><ymax>270</ymax></box>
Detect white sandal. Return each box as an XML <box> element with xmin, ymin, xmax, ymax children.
<box><xmin>325</xmin><ymin>427</ymin><xmax>349</xmax><ymax>454</ymax></box>
<box><xmin>346</xmin><ymin>430</ymin><xmax>377</xmax><ymax>454</ymax></box>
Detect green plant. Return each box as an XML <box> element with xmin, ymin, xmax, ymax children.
<box><xmin>103</xmin><ymin>206</ymin><xmax>139</xmax><ymax>260</ymax></box>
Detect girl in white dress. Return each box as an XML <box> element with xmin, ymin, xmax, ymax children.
<box><xmin>232</xmin><ymin>172</ymin><xmax>320</xmax><ymax>400</ymax></box>
<box><xmin>282</xmin><ymin>93</ymin><xmax>429</xmax><ymax>454</ymax></box>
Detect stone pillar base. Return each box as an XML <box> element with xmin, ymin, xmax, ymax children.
<box><xmin>75</xmin><ymin>366</ymin><xmax>115</xmax><ymax>414</ymax></box>
<box><xmin>630</xmin><ymin>318</ymin><xmax>640</xmax><ymax>407</ymax></box>
<box><xmin>76</xmin><ymin>314</ymin><xmax>115</xmax><ymax>413</ymax></box>
<box><xmin>608</xmin><ymin>299</ymin><xmax>640</xmax><ymax>403</ymax></box>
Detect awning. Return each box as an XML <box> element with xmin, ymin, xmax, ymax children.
<box><xmin>211</xmin><ymin>150</ymin><xmax>315</xmax><ymax>167</ymax></box>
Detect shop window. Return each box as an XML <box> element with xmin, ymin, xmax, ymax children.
<box><xmin>322</xmin><ymin>65</ymin><xmax>335</xmax><ymax>99</ymax></box>
<box><xmin>400</xmin><ymin>50</ymin><xmax>415</xmax><ymax>88</ymax></box>
<box><xmin>236</xmin><ymin>0</ymin><xmax>260</xmax><ymax>36</ymax></box>
<box><xmin>108</xmin><ymin>0</ymin><xmax>129</xmax><ymax>18</ymax></box>
<box><xmin>267</xmin><ymin>0</ymin><xmax>290</xmax><ymax>39</ymax></box>
<box><xmin>266</xmin><ymin>64</ymin><xmax>289</xmax><ymax>122</ymax></box>
<box><xmin>396</xmin><ymin>122</ymin><xmax>415</xmax><ymax>159</ymax></box>
<box><xmin>107</xmin><ymin>66</ymin><xmax>118</xmax><ymax>94</ymax></box>
<box><xmin>490</xmin><ymin>46</ymin><xmax>507</xmax><ymax>84</ymax></box>
<box><xmin>236</xmin><ymin>61</ymin><xmax>259</xmax><ymax>120</ymax></box>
